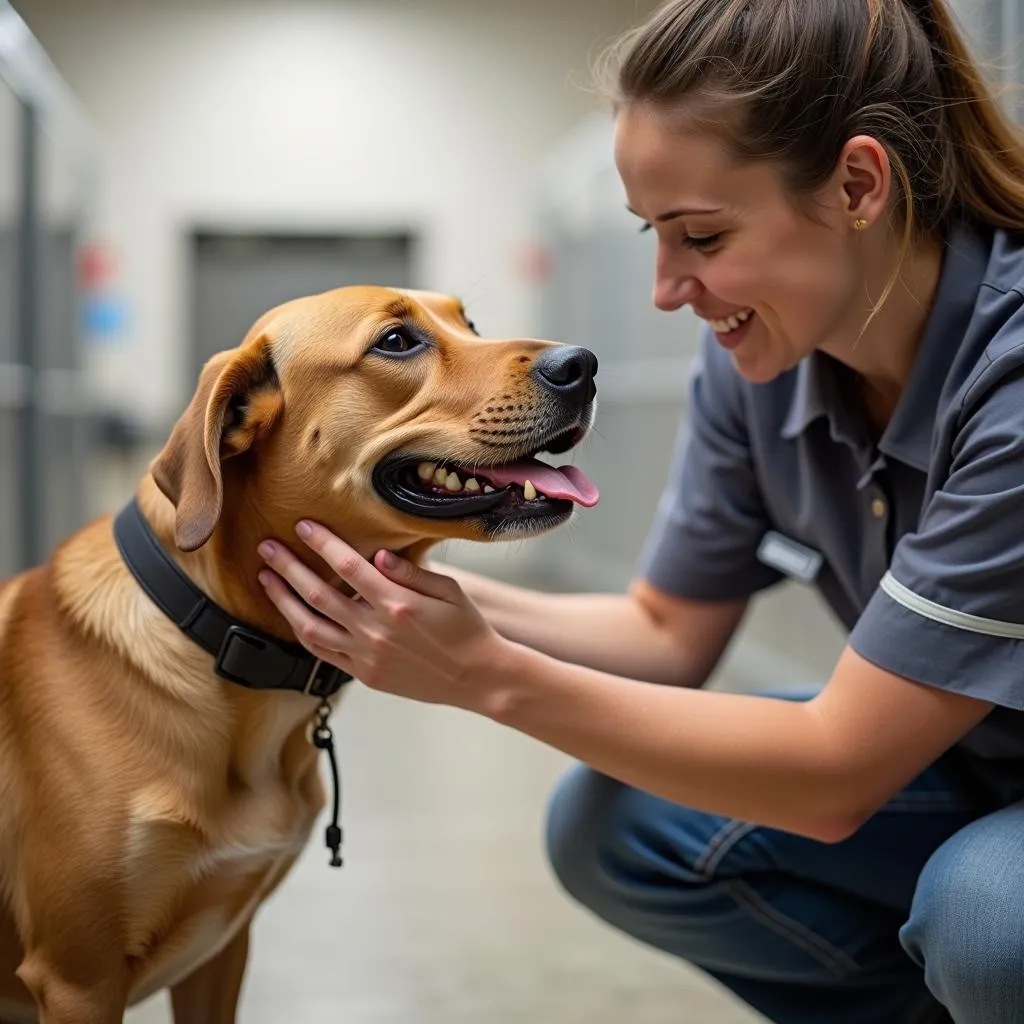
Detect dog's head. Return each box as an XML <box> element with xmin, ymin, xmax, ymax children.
<box><xmin>150</xmin><ymin>286</ymin><xmax>598</xmax><ymax>556</ymax></box>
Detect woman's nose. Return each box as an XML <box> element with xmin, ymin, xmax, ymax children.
<box><xmin>653</xmin><ymin>246</ymin><xmax>703</xmax><ymax>312</ymax></box>
<box><xmin>653</xmin><ymin>269</ymin><xmax>703</xmax><ymax>312</ymax></box>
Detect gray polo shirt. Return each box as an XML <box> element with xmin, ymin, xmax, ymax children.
<box><xmin>638</xmin><ymin>221</ymin><xmax>1024</xmax><ymax>787</ymax></box>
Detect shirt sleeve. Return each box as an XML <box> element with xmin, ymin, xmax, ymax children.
<box><xmin>851</xmin><ymin>351</ymin><xmax>1024</xmax><ymax>711</ymax></box>
<box><xmin>636</xmin><ymin>329</ymin><xmax>783</xmax><ymax>600</ymax></box>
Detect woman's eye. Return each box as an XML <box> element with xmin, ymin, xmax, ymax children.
<box><xmin>685</xmin><ymin>233</ymin><xmax>723</xmax><ymax>252</ymax></box>
<box><xmin>373</xmin><ymin>329</ymin><xmax>422</xmax><ymax>356</ymax></box>
<box><xmin>637</xmin><ymin>223</ymin><xmax>721</xmax><ymax>252</ymax></box>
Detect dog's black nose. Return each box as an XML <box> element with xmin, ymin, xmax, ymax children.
<box><xmin>533</xmin><ymin>346</ymin><xmax>598</xmax><ymax>403</ymax></box>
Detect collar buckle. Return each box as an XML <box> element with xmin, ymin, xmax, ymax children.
<box><xmin>214</xmin><ymin>624</ymin><xmax>278</xmax><ymax>687</ymax></box>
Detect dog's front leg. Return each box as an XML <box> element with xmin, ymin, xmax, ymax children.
<box><xmin>16</xmin><ymin>951</ymin><xmax>130</xmax><ymax>1024</ymax></box>
<box><xmin>170</xmin><ymin>923</ymin><xmax>251</xmax><ymax>1024</ymax></box>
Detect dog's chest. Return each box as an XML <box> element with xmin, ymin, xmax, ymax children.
<box><xmin>126</xmin><ymin>775</ymin><xmax>321</xmax><ymax>1000</ymax></box>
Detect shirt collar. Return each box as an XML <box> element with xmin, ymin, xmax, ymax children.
<box><xmin>780</xmin><ymin>222</ymin><xmax>992</xmax><ymax>469</ymax></box>
<box><xmin>779</xmin><ymin>349</ymin><xmax>858</xmax><ymax>446</ymax></box>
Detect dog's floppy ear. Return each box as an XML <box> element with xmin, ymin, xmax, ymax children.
<box><xmin>151</xmin><ymin>334</ymin><xmax>282</xmax><ymax>552</ymax></box>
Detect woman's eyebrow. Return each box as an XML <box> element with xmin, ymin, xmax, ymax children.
<box><xmin>626</xmin><ymin>204</ymin><xmax>725</xmax><ymax>222</ymax></box>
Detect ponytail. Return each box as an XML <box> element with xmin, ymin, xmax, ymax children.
<box><xmin>912</xmin><ymin>0</ymin><xmax>1024</xmax><ymax>231</ymax></box>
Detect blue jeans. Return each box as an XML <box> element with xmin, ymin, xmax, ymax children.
<box><xmin>544</xmin><ymin>718</ymin><xmax>1024</xmax><ymax>1023</ymax></box>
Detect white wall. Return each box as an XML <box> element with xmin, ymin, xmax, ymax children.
<box><xmin>13</xmin><ymin>0</ymin><xmax>656</xmax><ymax>427</ymax></box>
<box><xmin>950</xmin><ymin>0</ymin><xmax>1000</xmax><ymax>56</ymax></box>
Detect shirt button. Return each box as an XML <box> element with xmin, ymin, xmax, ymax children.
<box><xmin>871</xmin><ymin>497</ymin><xmax>887</xmax><ymax>519</ymax></box>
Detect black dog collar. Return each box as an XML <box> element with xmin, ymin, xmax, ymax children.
<box><xmin>113</xmin><ymin>498</ymin><xmax>352</xmax><ymax>699</ymax></box>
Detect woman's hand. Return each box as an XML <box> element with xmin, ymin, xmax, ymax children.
<box><xmin>256</xmin><ymin>520</ymin><xmax>511</xmax><ymax>712</ymax></box>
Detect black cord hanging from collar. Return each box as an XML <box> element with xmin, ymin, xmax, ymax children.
<box><xmin>311</xmin><ymin>700</ymin><xmax>343</xmax><ymax>867</ymax></box>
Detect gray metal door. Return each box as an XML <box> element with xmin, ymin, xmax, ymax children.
<box><xmin>189</xmin><ymin>231</ymin><xmax>414</xmax><ymax>383</ymax></box>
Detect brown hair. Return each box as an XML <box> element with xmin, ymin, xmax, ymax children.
<box><xmin>601</xmin><ymin>0</ymin><xmax>1024</xmax><ymax>240</ymax></box>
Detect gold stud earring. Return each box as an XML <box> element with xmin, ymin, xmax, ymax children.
<box><xmin>853</xmin><ymin>218</ymin><xmax>868</xmax><ymax>231</ymax></box>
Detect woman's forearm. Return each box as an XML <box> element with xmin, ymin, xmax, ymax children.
<box><xmin>484</xmin><ymin>587</ymin><xmax>697</xmax><ymax>683</ymax></box>
<box><xmin>481</xmin><ymin>641</ymin><xmax>857</xmax><ymax>842</ymax></box>
<box><xmin>430</xmin><ymin>563</ymin><xmax>710</xmax><ymax>685</ymax></box>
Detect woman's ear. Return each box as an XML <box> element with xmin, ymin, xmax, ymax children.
<box><xmin>836</xmin><ymin>134</ymin><xmax>891</xmax><ymax>227</ymax></box>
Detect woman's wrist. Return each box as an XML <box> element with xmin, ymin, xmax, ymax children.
<box><xmin>465</xmin><ymin>633</ymin><xmax>538</xmax><ymax>721</ymax></box>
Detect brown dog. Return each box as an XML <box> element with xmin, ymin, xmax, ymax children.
<box><xmin>0</xmin><ymin>286</ymin><xmax>598</xmax><ymax>1024</ymax></box>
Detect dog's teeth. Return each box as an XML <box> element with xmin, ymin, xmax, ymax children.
<box><xmin>445</xmin><ymin>472</ymin><xmax>462</xmax><ymax>492</ymax></box>
<box><xmin>523</xmin><ymin>480</ymin><xmax>537</xmax><ymax>501</ymax></box>
<box><xmin>418</xmin><ymin>461</ymin><xmax>436</xmax><ymax>481</ymax></box>
<box><xmin>433</xmin><ymin>467</ymin><xmax>448</xmax><ymax>486</ymax></box>
<box><xmin>483</xmin><ymin>485</ymin><xmax>495</xmax><ymax>494</ymax></box>
<box><xmin>465</xmin><ymin>477</ymin><xmax>481</xmax><ymax>492</ymax></box>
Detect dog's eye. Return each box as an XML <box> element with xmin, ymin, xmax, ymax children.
<box><xmin>373</xmin><ymin>329</ymin><xmax>422</xmax><ymax>356</ymax></box>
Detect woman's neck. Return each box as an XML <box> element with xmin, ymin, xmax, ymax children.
<box><xmin>824</xmin><ymin>230</ymin><xmax>946</xmax><ymax>435</ymax></box>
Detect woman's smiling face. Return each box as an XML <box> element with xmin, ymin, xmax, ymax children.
<box><xmin>614</xmin><ymin>103</ymin><xmax>872</xmax><ymax>384</ymax></box>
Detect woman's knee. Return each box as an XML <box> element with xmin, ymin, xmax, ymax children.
<box><xmin>544</xmin><ymin>763</ymin><xmax>715</xmax><ymax>918</ymax></box>
<box><xmin>544</xmin><ymin>764</ymin><xmax>634</xmax><ymax>910</ymax></box>
<box><xmin>900</xmin><ymin>805</ymin><xmax>1024</xmax><ymax>1022</ymax></box>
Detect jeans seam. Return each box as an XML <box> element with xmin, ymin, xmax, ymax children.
<box><xmin>693</xmin><ymin>819</ymin><xmax>758</xmax><ymax>877</ymax></box>
<box><xmin>725</xmin><ymin>878</ymin><xmax>860</xmax><ymax>979</ymax></box>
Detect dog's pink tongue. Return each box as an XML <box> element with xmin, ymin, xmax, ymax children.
<box><xmin>482</xmin><ymin>459</ymin><xmax>600</xmax><ymax>507</ymax></box>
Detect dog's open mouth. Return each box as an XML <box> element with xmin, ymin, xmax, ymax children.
<box><xmin>373</xmin><ymin>428</ymin><xmax>600</xmax><ymax>533</ymax></box>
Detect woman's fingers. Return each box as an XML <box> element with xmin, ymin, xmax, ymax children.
<box><xmin>306</xmin><ymin>641</ymin><xmax>357</xmax><ymax>677</ymax></box>
<box><xmin>258</xmin><ymin>568</ymin><xmax>352</xmax><ymax>654</ymax></box>
<box><xmin>291</xmin><ymin>521</ymin><xmax>393</xmax><ymax>608</ymax></box>
<box><xmin>257</xmin><ymin>536</ymin><xmax>359</xmax><ymax>626</ymax></box>
<box><xmin>373</xmin><ymin>550</ymin><xmax>462</xmax><ymax>603</ymax></box>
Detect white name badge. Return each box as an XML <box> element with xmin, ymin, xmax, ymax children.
<box><xmin>756</xmin><ymin>531</ymin><xmax>823</xmax><ymax>584</ymax></box>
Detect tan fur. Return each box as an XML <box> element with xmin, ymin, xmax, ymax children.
<box><xmin>0</xmin><ymin>287</ymin><xmax>590</xmax><ymax>1023</ymax></box>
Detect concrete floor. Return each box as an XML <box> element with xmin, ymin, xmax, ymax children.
<box><xmin>123</xmin><ymin>682</ymin><xmax>764</xmax><ymax>1024</ymax></box>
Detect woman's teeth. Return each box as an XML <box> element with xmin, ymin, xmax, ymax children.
<box><xmin>707</xmin><ymin>309</ymin><xmax>754</xmax><ymax>334</ymax></box>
